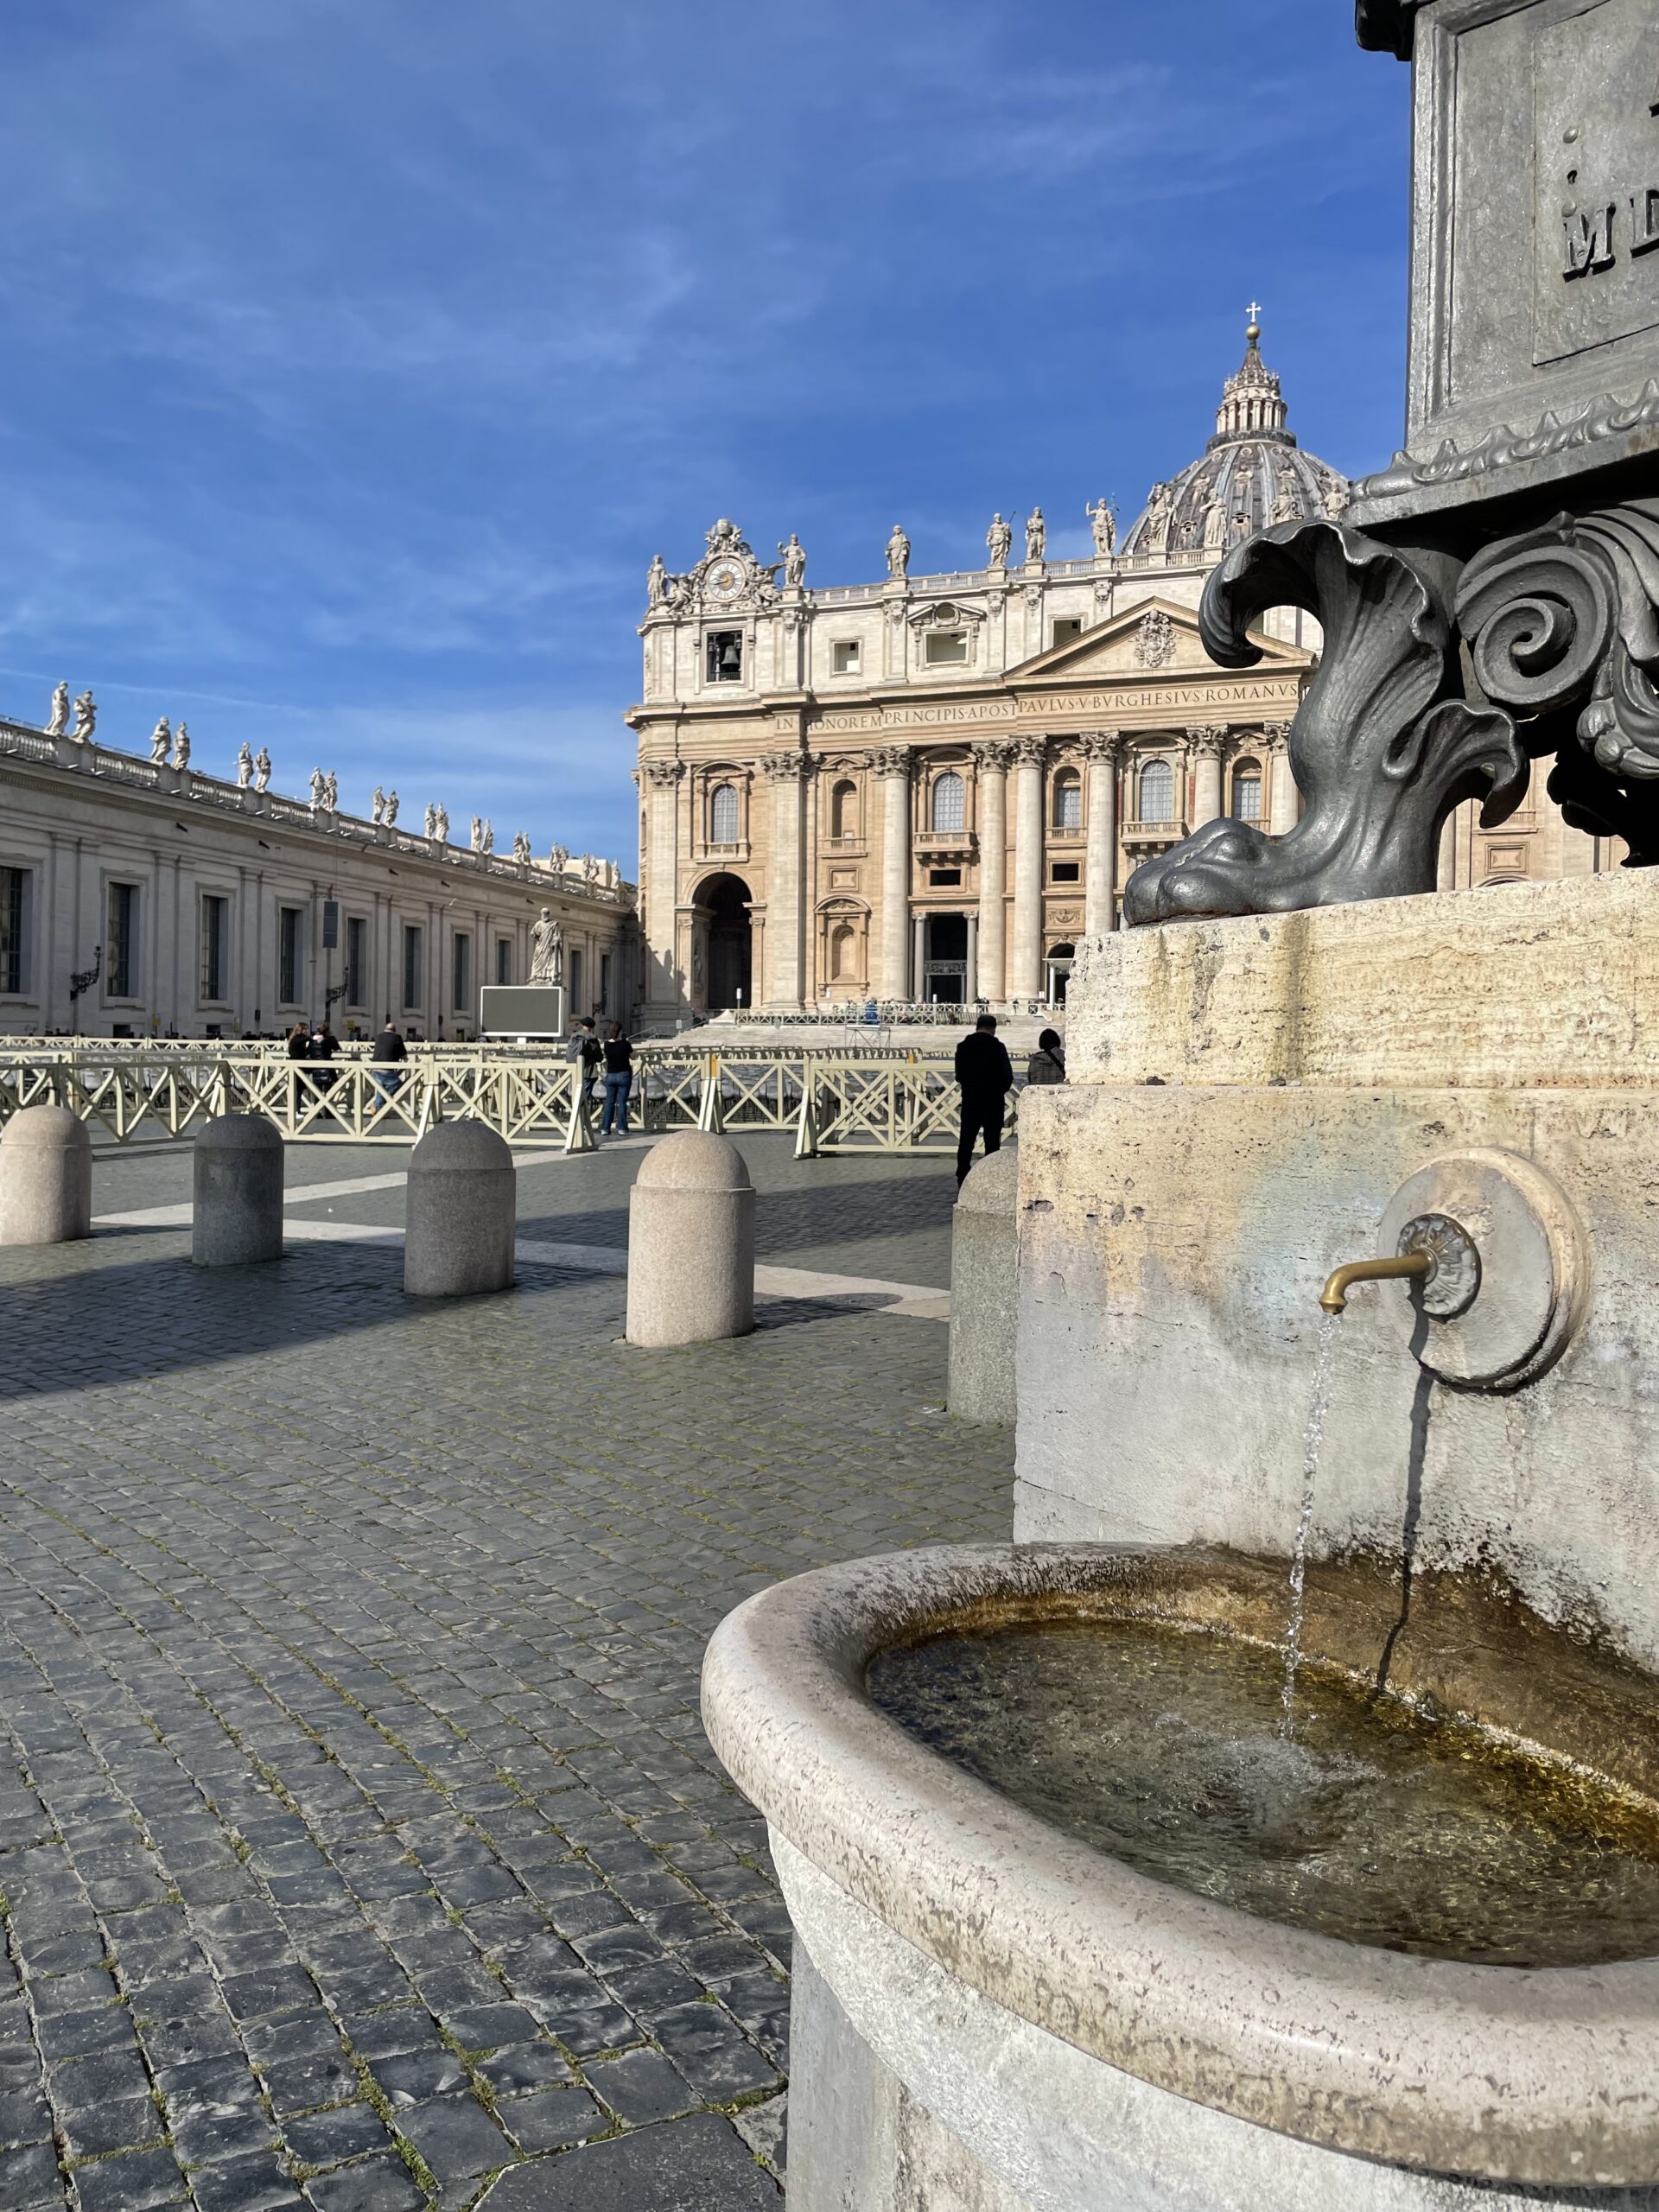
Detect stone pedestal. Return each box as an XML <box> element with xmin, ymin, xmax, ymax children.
<box><xmin>405</xmin><ymin>1122</ymin><xmax>516</xmax><ymax>1297</ymax></box>
<box><xmin>626</xmin><ymin>1132</ymin><xmax>753</xmax><ymax>1346</ymax></box>
<box><xmin>193</xmin><ymin>1114</ymin><xmax>283</xmax><ymax>1268</ymax></box>
<box><xmin>948</xmin><ymin>1147</ymin><xmax>1017</xmax><ymax>1425</ymax></box>
<box><xmin>0</xmin><ymin>1105</ymin><xmax>92</xmax><ymax>1246</ymax></box>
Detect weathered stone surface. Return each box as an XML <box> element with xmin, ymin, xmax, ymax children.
<box><xmin>192</xmin><ymin>1113</ymin><xmax>283</xmax><ymax>1268</ymax></box>
<box><xmin>948</xmin><ymin>1147</ymin><xmax>1017</xmax><ymax>1425</ymax></box>
<box><xmin>626</xmin><ymin>1132</ymin><xmax>754</xmax><ymax>1347</ymax></box>
<box><xmin>1014</xmin><ymin>1076</ymin><xmax>1659</xmax><ymax>1675</ymax></box>
<box><xmin>480</xmin><ymin>2112</ymin><xmax>779</xmax><ymax>2209</ymax></box>
<box><xmin>404</xmin><ymin>1120</ymin><xmax>516</xmax><ymax>1296</ymax></box>
<box><xmin>0</xmin><ymin>1104</ymin><xmax>92</xmax><ymax>1246</ymax></box>
<box><xmin>1067</xmin><ymin>872</ymin><xmax>1659</xmax><ymax>1090</ymax></box>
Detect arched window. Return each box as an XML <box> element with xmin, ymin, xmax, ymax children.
<box><xmin>1230</xmin><ymin>760</ymin><xmax>1262</xmax><ymax>822</ymax></box>
<box><xmin>831</xmin><ymin>779</ymin><xmax>858</xmax><ymax>840</ymax></box>
<box><xmin>1136</xmin><ymin>757</ymin><xmax>1174</xmax><ymax>823</ymax></box>
<box><xmin>1052</xmin><ymin>769</ymin><xmax>1082</xmax><ymax>830</ymax></box>
<box><xmin>709</xmin><ymin>783</ymin><xmax>739</xmax><ymax>844</ymax></box>
<box><xmin>931</xmin><ymin>771</ymin><xmax>966</xmax><ymax>833</ymax></box>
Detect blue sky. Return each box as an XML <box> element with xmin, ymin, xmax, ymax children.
<box><xmin>0</xmin><ymin>1</ymin><xmax>1411</xmax><ymax>868</ymax></box>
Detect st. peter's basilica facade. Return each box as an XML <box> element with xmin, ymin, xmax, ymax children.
<box><xmin>627</xmin><ymin>321</ymin><xmax>1611</xmax><ymax>1023</ymax></box>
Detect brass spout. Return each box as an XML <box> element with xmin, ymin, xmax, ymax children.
<box><xmin>1319</xmin><ymin>1249</ymin><xmax>1432</xmax><ymax>1316</ymax></box>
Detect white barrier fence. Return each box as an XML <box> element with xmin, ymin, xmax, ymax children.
<box><xmin>0</xmin><ymin>1046</ymin><xmax>1014</xmax><ymax>1158</ymax></box>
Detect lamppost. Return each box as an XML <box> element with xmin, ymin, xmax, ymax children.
<box><xmin>68</xmin><ymin>947</ymin><xmax>101</xmax><ymax>1038</ymax></box>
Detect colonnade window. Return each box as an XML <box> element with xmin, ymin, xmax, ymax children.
<box><xmin>0</xmin><ymin>868</ymin><xmax>25</xmax><ymax>995</ymax></box>
<box><xmin>199</xmin><ymin>894</ymin><xmax>228</xmax><ymax>1003</ymax></box>
<box><xmin>931</xmin><ymin>772</ymin><xmax>966</xmax><ymax>833</ymax></box>
<box><xmin>346</xmin><ymin>917</ymin><xmax>367</xmax><ymax>1007</ymax></box>
<box><xmin>107</xmin><ymin>881</ymin><xmax>139</xmax><ymax>998</ymax></box>
<box><xmin>831</xmin><ymin>779</ymin><xmax>859</xmax><ymax>839</ymax></box>
<box><xmin>1052</xmin><ymin>769</ymin><xmax>1082</xmax><ymax>830</ymax></box>
<box><xmin>709</xmin><ymin>782</ymin><xmax>740</xmax><ymax>844</ymax></box>
<box><xmin>1136</xmin><ymin>758</ymin><xmax>1174</xmax><ymax>823</ymax></box>
<box><xmin>1231</xmin><ymin>760</ymin><xmax>1262</xmax><ymax>822</ymax></box>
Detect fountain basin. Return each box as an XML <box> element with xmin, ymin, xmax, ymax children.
<box><xmin>702</xmin><ymin>1540</ymin><xmax>1659</xmax><ymax>2207</ymax></box>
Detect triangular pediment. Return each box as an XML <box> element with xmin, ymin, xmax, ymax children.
<box><xmin>1006</xmin><ymin>594</ymin><xmax>1309</xmax><ymax>684</ymax></box>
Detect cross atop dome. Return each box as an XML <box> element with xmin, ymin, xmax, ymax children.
<box><xmin>1216</xmin><ymin>306</ymin><xmax>1287</xmax><ymax>441</ymax></box>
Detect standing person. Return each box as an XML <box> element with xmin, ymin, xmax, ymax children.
<box><xmin>600</xmin><ymin>1021</ymin><xmax>634</xmax><ymax>1137</ymax></box>
<box><xmin>1026</xmin><ymin>1027</ymin><xmax>1067</xmax><ymax>1086</ymax></box>
<box><xmin>372</xmin><ymin>1016</ymin><xmax>408</xmax><ymax>1103</ymax></box>
<box><xmin>953</xmin><ymin>1011</ymin><xmax>1013</xmax><ymax>1186</ymax></box>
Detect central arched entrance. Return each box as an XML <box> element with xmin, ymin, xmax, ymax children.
<box><xmin>699</xmin><ymin>872</ymin><xmax>753</xmax><ymax>1012</ymax></box>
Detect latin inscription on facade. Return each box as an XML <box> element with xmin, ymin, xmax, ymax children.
<box><xmin>1535</xmin><ymin>0</ymin><xmax>1659</xmax><ymax>363</ymax></box>
<box><xmin>806</xmin><ymin>679</ymin><xmax>1300</xmax><ymax>734</ymax></box>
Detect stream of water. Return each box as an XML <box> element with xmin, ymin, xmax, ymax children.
<box><xmin>1280</xmin><ymin>1310</ymin><xmax>1340</xmax><ymax>1735</ymax></box>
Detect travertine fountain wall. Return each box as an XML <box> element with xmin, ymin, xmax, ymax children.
<box><xmin>1016</xmin><ymin>868</ymin><xmax>1659</xmax><ymax>1670</ymax></box>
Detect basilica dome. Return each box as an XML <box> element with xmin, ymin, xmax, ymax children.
<box><xmin>1121</xmin><ymin>319</ymin><xmax>1348</xmax><ymax>562</ymax></box>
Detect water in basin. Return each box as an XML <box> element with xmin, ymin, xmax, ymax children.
<box><xmin>868</xmin><ymin>1615</ymin><xmax>1659</xmax><ymax>1967</ymax></box>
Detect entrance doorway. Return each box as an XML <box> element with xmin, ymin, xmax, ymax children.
<box><xmin>702</xmin><ymin>873</ymin><xmax>753</xmax><ymax>1011</ymax></box>
<box><xmin>923</xmin><ymin>912</ymin><xmax>968</xmax><ymax>1004</ymax></box>
<box><xmin>1046</xmin><ymin>942</ymin><xmax>1075</xmax><ymax>1007</ymax></box>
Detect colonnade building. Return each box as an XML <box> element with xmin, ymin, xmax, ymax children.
<box><xmin>627</xmin><ymin>322</ymin><xmax>1612</xmax><ymax>1022</ymax></box>
<box><xmin>0</xmin><ymin>706</ymin><xmax>636</xmax><ymax>1039</ymax></box>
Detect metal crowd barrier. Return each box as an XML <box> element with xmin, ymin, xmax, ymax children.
<box><xmin>0</xmin><ymin>1046</ymin><xmax>1003</xmax><ymax>1157</ymax></box>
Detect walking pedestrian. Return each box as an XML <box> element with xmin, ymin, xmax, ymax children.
<box><xmin>953</xmin><ymin>1010</ymin><xmax>1013</xmax><ymax>1186</ymax></box>
<box><xmin>600</xmin><ymin>1022</ymin><xmax>634</xmax><ymax>1137</ymax></box>
<box><xmin>1025</xmin><ymin>1027</ymin><xmax>1067</xmax><ymax>1087</ymax></box>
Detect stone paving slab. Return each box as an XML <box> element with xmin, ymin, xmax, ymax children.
<box><xmin>0</xmin><ymin>1139</ymin><xmax>1010</xmax><ymax>2210</ymax></box>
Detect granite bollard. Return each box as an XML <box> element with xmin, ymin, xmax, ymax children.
<box><xmin>948</xmin><ymin>1144</ymin><xmax>1017</xmax><ymax>1424</ymax></box>
<box><xmin>626</xmin><ymin>1130</ymin><xmax>753</xmax><ymax>1346</ymax></box>
<box><xmin>0</xmin><ymin>1104</ymin><xmax>92</xmax><ymax>1246</ymax></box>
<box><xmin>404</xmin><ymin>1121</ymin><xmax>516</xmax><ymax>1297</ymax></box>
<box><xmin>193</xmin><ymin>1113</ymin><xmax>284</xmax><ymax>1267</ymax></box>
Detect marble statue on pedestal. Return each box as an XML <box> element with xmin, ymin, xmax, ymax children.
<box><xmin>529</xmin><ymin>907</ymin><xmax>563</xmax><ymax>984</ymax></box>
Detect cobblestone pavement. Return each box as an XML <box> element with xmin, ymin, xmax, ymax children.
<box><xmin>0</xmin><ymin>1135</ymin><xmax>1013</xmax><ymax>2211</ymax></box>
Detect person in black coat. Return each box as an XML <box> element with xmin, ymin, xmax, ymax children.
<box><xmin>953</xmin><ymin>1012</ymin><xmax>1014</xmax><ymax>1186</ymax></box>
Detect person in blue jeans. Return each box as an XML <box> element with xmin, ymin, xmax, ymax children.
<box><xmin>600</xmin><ymin>1022</ymin><xmax>634</xmax><ymax>1135</ymax></box>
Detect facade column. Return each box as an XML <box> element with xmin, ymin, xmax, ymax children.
<box><xmin>1265</xmin><ymin>721</ymin><xmax>1299</xmax><ymax>833</ymax></box>
<box><xmin>1189</xmin><ymin>724</ymin><xmax>1226</xmax><ymax>825</ymax></box>
<box><xmin>972</xmin><ymin>739</ymin><xmax>1011</xmax><ymax>1004</ymax></box>
<box><xmin>760</xmin><ymin>748</ymin><xmax>809</xmax><ymax>1009</ymax></box>
<box><xmin>1079</xmin><ymin>729</ymin><xmax>1122</xmax><ymax>939</ymax></box>
<box><xmin>1008</xmin><ymin>735</ymin><xmax>1046</xmax><ymax>1001</ymax></box>
<box><xmin>871</xmin><ymin>747</ymin><xmax>912</xmax><ymax>1000</ymax></box>
<box><xmin>641</xmin><ymin>760</ymin><xmax>684</xmax><ymax>1014</ymax></box>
